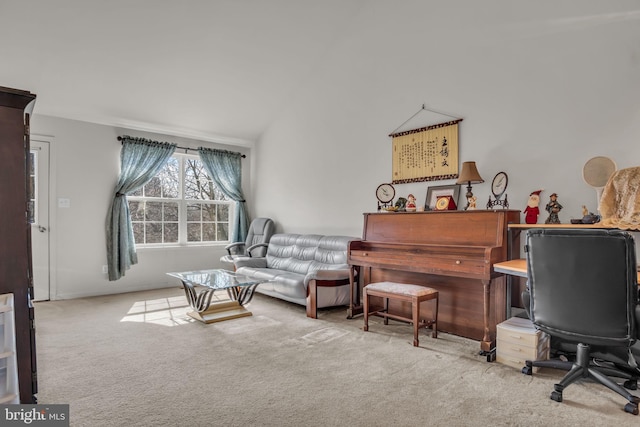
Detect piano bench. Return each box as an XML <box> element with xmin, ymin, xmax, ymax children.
<box><xmin>363</xmin><ymin>281</ymin><xmax>438</xmax><ymax>347</ymax></box>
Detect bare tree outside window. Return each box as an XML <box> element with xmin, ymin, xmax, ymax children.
<box><xmin>128</xmin><ymin>155</ymin><xmax>231</xmax><ymax>245</ymax></box>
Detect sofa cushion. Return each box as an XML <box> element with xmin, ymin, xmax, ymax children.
<box><xmin>271</xmin><ymin>272</ymin><xmax>308</xmax><ymax>299</ymax></box>
<box><xmin>264</xmin><ymin>234</ymin><xmax>298</xmax><ymax>271</ymax></box>
<box><xmin>309</xmin><ymin>235</ymin><xmax>351</xmax><ymax>271</ymax></box>
<box><xmin>236</xmin><ymin>266</ymin><xmax>284</xmax><ymax>282</ymax></box>
<box><xmin>235</xmin><ymin>266</ymin><xmax>307</xmax><ymax>300</ymax></box>
<box><xmin>266</xmin><ymin>234</ymin><xmax>323</xmax><ymax>275</ymax></box>
<box><xmin>290</xmin><ymin>234</ymin><xmax>323</xmax><ymax>274</ymax></box>
<box><xmin>233</xmin><ymin>257</ymin><xmax>267</xmax><ymax>269</ymax></box>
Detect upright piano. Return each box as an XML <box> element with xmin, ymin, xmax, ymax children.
<box><xmin>348</xmin><ymin>210</ymin><xmax>520</xmax><ymax>356</ymax></box>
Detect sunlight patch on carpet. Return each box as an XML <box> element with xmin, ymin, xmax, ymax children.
<box><xmin>120</xmin><ymin>296</ymin><xmax>195</xmax><ymax>327</ymax></box>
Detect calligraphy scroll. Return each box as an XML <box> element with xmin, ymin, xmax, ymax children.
<box><xmin>390</xmin><ymin>119</ymin><xmax>461</xmax><ymax>184</ymax></box>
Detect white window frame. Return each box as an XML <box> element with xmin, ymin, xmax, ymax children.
<box><xmin>128</xmin><ymin>153</ymin><xmax>234</xmax><ymax>247</ymax></box>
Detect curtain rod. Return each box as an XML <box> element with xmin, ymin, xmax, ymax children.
<box><xmin>117</xmin><ymin>136</ymin><xmax>246</xmax><ymax>158</ymax></box>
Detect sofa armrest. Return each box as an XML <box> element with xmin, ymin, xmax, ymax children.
<box><xmin>304</xmin><ymin>268</ymin><xmax>351</xmax><ymax>286</ymax></box>
<box><xmin>246</xmin><ymin>242</ymin><xmax>269</xmax><ymax>257</ymax></box>
<box><xmin>224</xmin><ymin>241</ymin><xmax>246</xmax><ymax>255</ymax></box>
<box><xmin>234</xmin><ymin>257</ymin><xmax>267</xmax><ymax>269</ymax></box>
<box><xmin>305</xmin><ymin>268</ymin><xmax>352</xmax><ymax>319</ymax></box>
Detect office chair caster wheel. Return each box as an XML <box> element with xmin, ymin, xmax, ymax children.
<box><xmin>550</xmin><ymin>390</ymin><xmax>563</xmax><ymax>402</ymax></box>
<box><xmin>623</xmin><ymin>379</ymin><xmax>637</xmax><ymax>390</ymax></box>
<box><xmin>623</xmin><ymin>402</ymin><xmax>638</xmax><ymax>415</ymax></box>
<box><xmin>521</xmin><ymin>365</ymin><xmax>532</xmax><ymax>375</ymax></box>
<box><xmin>550</xmin><ymin>384</ymin><xmax>564</xmax><ymax>403</ymax></box>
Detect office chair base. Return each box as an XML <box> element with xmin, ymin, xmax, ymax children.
<box><xmin>548</xmin><ymin>373</ymin><xmax>640</xmax><ymax>415</ymax></box>
<box><xmin>550</xmin><ymin>387</ymin><xmax>639</xmax><ymax>414</ymax></box>
<box><xmin>524</xmin><ymin>344</ymin><xmax>640</xmax><ymax>415</ymax></box>
<box><xmin>522</xmin><ymin>359</ymin><xmax>573</xmax><ymax>376</ymax></box>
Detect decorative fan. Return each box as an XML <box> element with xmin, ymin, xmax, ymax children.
<box><xmin>582</xmin><ymin>156</ymin><xmax>616</xmax><ymax>212</ymax></box>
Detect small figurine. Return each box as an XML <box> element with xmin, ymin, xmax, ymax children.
<box><xmin>406</xmin><ymin>194</ymin><xmax>417</xmax><ymax>211</ymax></box>
<box><xmin>467</xmin><ymin>195</ymin><xmax>477</xmax><ymax>210</ymax></box>
<box><xmin>523</xmin><ymin>190</ymin><xmax>543</xmax><ymax>224</ymax></box>
<box><xmin>395</xmin><ymin>197</ymin><xmax>407</xmax><ymax>211</ymax></box>
<box><xmin>545</xmin><ymin>193</ymin><xmax>563</xmax><ymax>224</ymax></box>
<box><xmin>580</xmin><ymin>206</ymin><xmax>601</xmax><ymax>224</ymax></box>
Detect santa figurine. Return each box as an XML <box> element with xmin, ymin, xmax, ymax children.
<box><xmin>405</xmin><ymin>194</ymin><xmax>417</xmax><ymax>211</ymax></box>
<box><xmin>523</xmin><ymin>190</ymin><xmax>543</xmax><ymax>224</ymax></box>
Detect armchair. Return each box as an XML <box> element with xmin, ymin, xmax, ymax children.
<box><xmin>522</xmin><ymin>228</ymin><xmax>640</xmax><ymax>415</ymax></box>
<box><xmin>220</xmin><ymin>217</ymin><xmax>275</xmax><ymax>267</ymax></box>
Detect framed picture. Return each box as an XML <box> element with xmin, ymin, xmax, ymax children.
<box><xmin>425</xmin><ymin>184</ymin><xmax>461</xmax><ymax>210</ymax></box>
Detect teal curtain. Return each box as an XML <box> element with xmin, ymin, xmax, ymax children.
<box><xmin>198</xmin><ymin>147</ymin><xmax>249</xmax><ymax>243</ymax></box>
<box><xmin>106</xmin><ymin>137</ymin><xmax>176</xmax><ymax>281</ymax></box>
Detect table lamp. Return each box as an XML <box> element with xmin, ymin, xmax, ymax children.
<box><xmin>456</xmin><ymin>161</ymin><xmax>484</xmax><ymax>210</ymax></box>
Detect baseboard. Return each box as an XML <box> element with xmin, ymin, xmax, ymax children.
<box><xmin>49</xmin><ymin>283</ymin><xmax>181</xmax><ymax>301</ymax></box>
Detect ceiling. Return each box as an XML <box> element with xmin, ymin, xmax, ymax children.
<box><xmin>1</xmin><ymin>1</ymin><xmax>639</xmax><ymax>147</ymax></box>
<box><xmin>0</xmin><ymin>0</ymin><xmax>366</xmax><ymax>145</ymax></box>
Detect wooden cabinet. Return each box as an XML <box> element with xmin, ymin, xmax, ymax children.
<box><xmin>0</xmin><ymin>86</ymin><xmax>38</xmax><ymax>403</ymax></box>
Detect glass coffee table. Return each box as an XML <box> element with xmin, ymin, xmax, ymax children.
<box><xmin>167</xmin><ymin>269</ymin><xmax>266</xmax><ymax>324</ymax></box>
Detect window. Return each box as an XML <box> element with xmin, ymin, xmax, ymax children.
<box><xmin>128</xmin><ymin>154</ymin><xmax>231</xmax><ymax>246</ymax></box>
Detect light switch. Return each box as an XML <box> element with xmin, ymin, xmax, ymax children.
<box><xmin>58</xmin><ymin>198</ymin><xmax>70</xmax><ymax>208</ymax></box>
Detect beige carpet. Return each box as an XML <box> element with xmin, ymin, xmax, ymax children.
<box><xmin>34</xmin><ymin>287</ymin><xmax>637</xmax><ymax>426</ymax></box>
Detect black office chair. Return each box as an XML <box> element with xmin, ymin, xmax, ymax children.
<box><xmin>521</xmin><ymin>228</ymin><xmax>640</xmax><ymax>415</ymax></box>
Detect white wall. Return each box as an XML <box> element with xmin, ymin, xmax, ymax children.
<box><xmin>255</xmin><ymin>1</ymin><xmax>640</xmax><ymax>237</ymax></box>
<box><xmin>27</xmin><ymin>1</ymin><xmax>640</xmax><ymax>299</ymax></box>
<box><xmin>31</xmin><ymin>115</ymin><xmax>251</xmax><ymax>300</ymax></box>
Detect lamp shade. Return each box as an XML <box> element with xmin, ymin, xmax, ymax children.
<box><xmin>456</xmin><ymin>161</ymin><xmax>484</xmax><ymax>184</ymax></box>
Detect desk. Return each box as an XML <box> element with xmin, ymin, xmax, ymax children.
<box><xmin>495</xmin><ymin>258</ymin><xmax>640</xmax><ymax>319</ymax></box>
<box><xmin>494</xmin><ymin>258</ymin><xmax>640</xmax><ymax>282</ymax></box>
<box><xmin>507</xmin><ymin>223</ymin><xmax>613</xmax><ymax>258</ymax></box>
<box><xmin>509</xmin><ymin>223</ymin><xmax>607</xmax><ymax>229</ymax></box>
<box><xmin>494</xmin><ymin>259</ymin><xmax>528</xmax><ymax>278</ymax></box>
<box><xmin>505</xmin><ymin>224</ymin><xmax>620</xmax><ymax>310</ymax></box>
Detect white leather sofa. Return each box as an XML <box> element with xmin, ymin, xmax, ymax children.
<box><xmin>233</xmin><ymin>233</ymin><xmax>358</xmax><ymax>318</ymax></box>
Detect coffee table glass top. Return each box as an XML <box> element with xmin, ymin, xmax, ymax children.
<box><xmin>167</xmin><ymin>269</ymin><xmax>263</xmax><ymax>290</ymax></box>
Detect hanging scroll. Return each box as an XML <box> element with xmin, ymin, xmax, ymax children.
<box><xmin>390</xmin><ymin>119</ymin><xmax>461</xmax><ymax>184</ymax></box>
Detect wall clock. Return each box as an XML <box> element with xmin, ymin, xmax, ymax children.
<box><xmin>487</xmin><ymin>171</ymin><xmax>509</xmax><ymax>209</ymax></box>
<box><xmin>435</xmin><ymin>195</ymin><xmax>457</xmax><ymax>211</ymax></box>
<box><xmin>376</xmin><ymin>183</ymin><xmax>395</xmax><ymax>210</ymax></box>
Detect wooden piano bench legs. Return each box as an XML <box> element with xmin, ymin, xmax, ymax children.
<box><xmin>363</xmin><ymin>281</ymin><xmax>438</xmax><ymax>347</ymax></box>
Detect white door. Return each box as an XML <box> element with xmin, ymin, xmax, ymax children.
<box><xmin>29</xmin><ymin>140</ymin><xmax>50</xmax><ymax>301</ymax></box>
